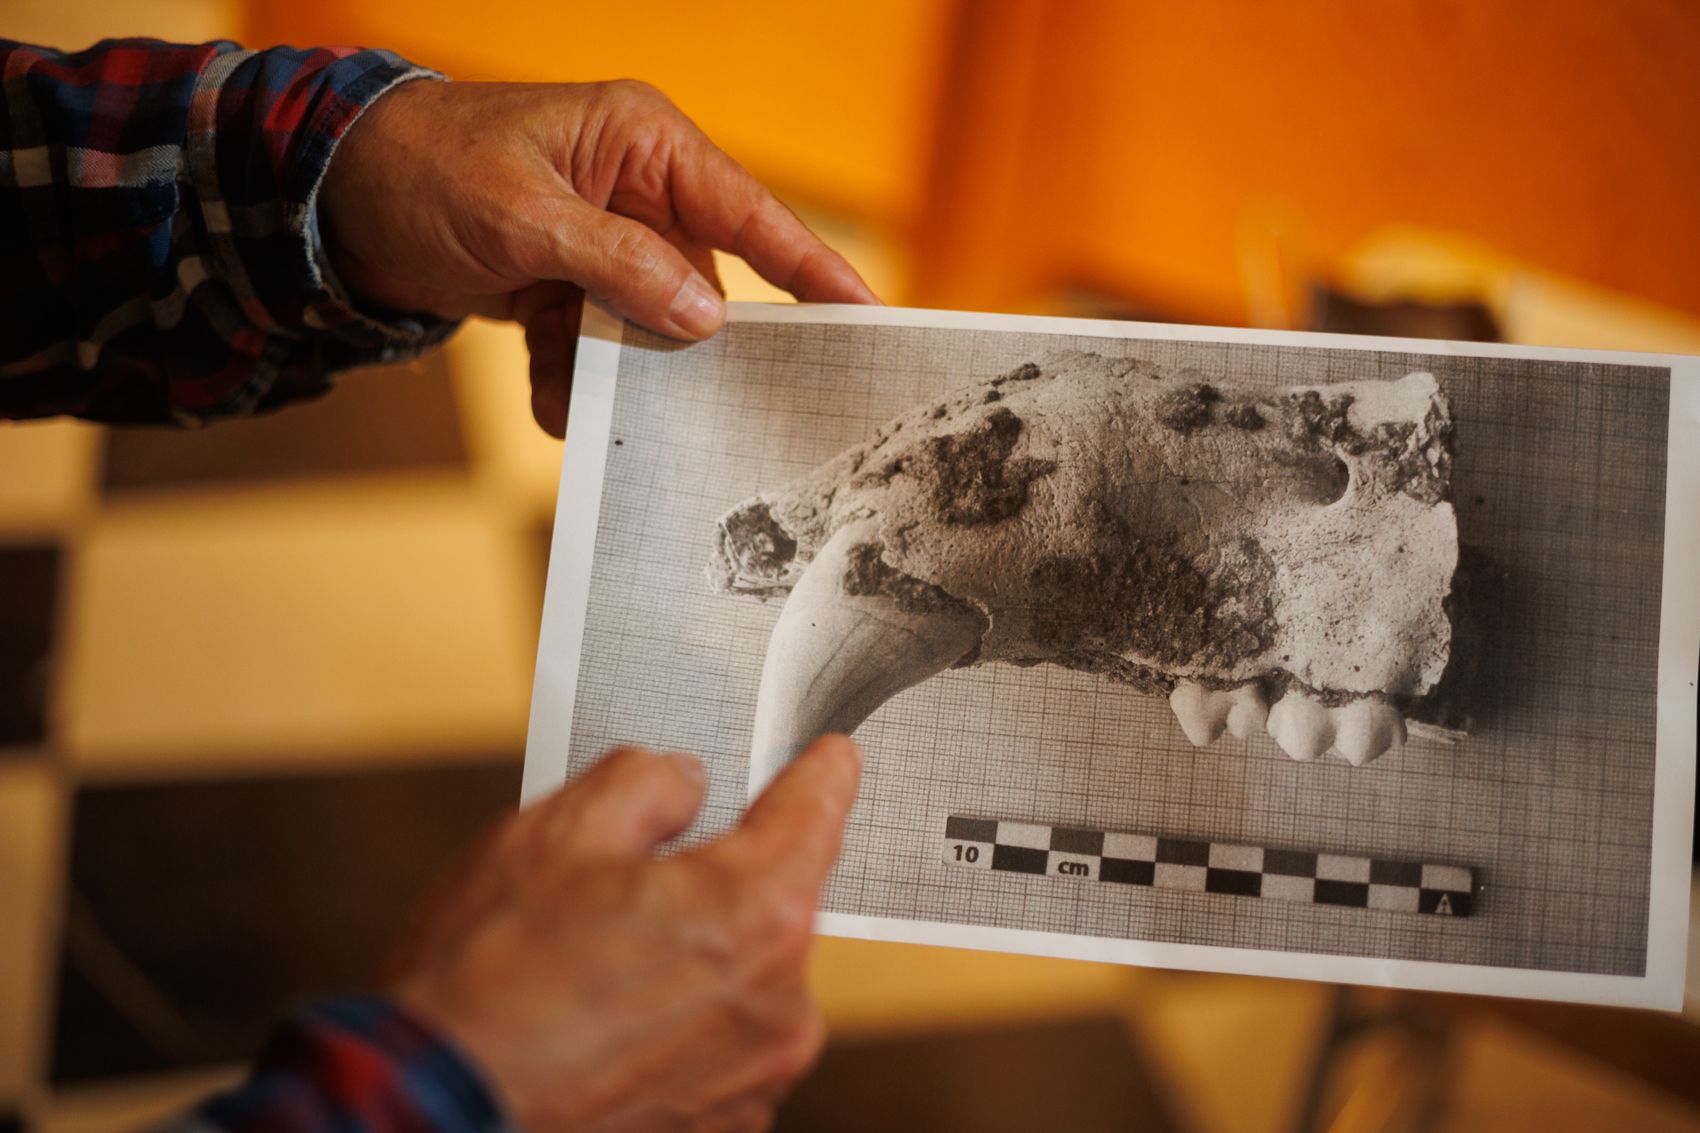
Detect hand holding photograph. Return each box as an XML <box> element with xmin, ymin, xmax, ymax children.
<box><xmin>524</xmin><ymin>301</ymin><xmax>1698</xmax><ymax>1009</ymax></box>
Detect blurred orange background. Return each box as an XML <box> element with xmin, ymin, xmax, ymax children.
<box><xmin>256</xmin><ymin>0</ymin><xmax>1700</xmax><ymax>337</ymax></box>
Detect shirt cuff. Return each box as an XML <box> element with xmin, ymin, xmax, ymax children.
<box><xmin>294</xmin><ymin>65</ymin><xmax>460</xmax><ymax>353</ymax></box>
<box><xmin>186</xmin><ymin>47</ymin><xmax>462</xmax><ymax>361</ymax></box>
<box><xmin>243</xmin><ymin>996</ymin><xmax>508</xmax><ymax>1133</ymax></box>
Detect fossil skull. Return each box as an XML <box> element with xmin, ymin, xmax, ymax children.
<box><xmin>710</xmin><ymin>352</ymin><xmax>1458</xmax><ymax>790</ymax></box>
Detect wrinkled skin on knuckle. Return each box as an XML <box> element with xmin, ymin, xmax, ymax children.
<box><xmin>607</xmin><ymin>145</ymin><xmax>678</xmax><ymax>230</ymax></box>
<box><xmin>482</xmin><ymin>193</ymin><xmax>575</xmax><ymax>282</ymax></box>
<box><xmin>592</xmin><ymin>80</ymin><xmax>672</xmax><ymax>144</ymax></box>
<box><xmin>721</xmin><ymin>870</ymin><xmax>812</xmax><ymax>958</ymax></box>
<box><xmin>582</xmin><ymin>80</ymin><xmax>692</xmax><ymax>210</ymax></box>
<box><xmin>702</xmin><ymin>841</ymin><xmax>815</xmax><ymax>950</ymax></box>
<box><xmin>600</xmin><ymin>223</ymin><xmax>675</xmax><ymax>296</ymax></box>
<box><xmin>655</xmin><ymin>860</ymin><xmax>745</xmax><ymax>973</ymax></box>
<box><xmin>662</xmin><ymin>863</ymin><xmax>812</xmax><ymax>1023</ymax></box>
<box><xmin>709</xmin><ymin>895</ymin><xmax>812</xmax><ymax>1041</ymax></box>
<box><xmin>600</xmin><ymin>77</ymin><xmax>674</xmax><ymax>117</ymax></box>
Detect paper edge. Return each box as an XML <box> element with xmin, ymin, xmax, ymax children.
<box><xmin>723</xmin><ymin>299</ymin><xmax>1699</xmax><ymax>370</ymax></box>
<box><xmin>520</xmin><ymin>298</ymin><xmax>625</xmax><ymax>805</ymax></box>
<box><xmin>1649</xmin><ymin>356</ymin><xmax>1700</xmax><ymax>1010</ymax></box>
<box><xmin>813</xmin><ymin>910</ymin><xmax>1680</xmax><ymax>1009</ymax></box>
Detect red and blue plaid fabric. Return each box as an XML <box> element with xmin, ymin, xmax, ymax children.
<box><xmin>170</xmin><ymin>998</ymin><xmax>508</xmax><ymax>1133</ymax></box>
<box><xmin>0</xmin><ymin>39</ymin><xmax>458</xmax><ymax>425</ymax></box>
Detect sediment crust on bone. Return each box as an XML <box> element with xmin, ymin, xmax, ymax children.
<box><xmin>711</xmin><ymin>351</ymin><xmax>1460</xmax><ymax>767</ymax></box>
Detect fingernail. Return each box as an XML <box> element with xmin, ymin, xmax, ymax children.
<box><xmin>662</xmin><ymin>752</ymin><xmax>707</xmax><ymax>784</ymax></box>
<box><xmin>670</xmin><ymin>278</ymin><xmax>724</xmax><ymax>337</ymax></box>
<box><xmin>819</xmin><ymin>734</ymin><xmax>863</xmax><ymax>767</ymax></box>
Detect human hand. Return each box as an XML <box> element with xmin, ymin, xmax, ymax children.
<box><xmin>390</xmin><ymin>735</ymin><xmax>862</xmax><ymax>1133</ymax></box>
<box><xmin>318</xmin><ymin>79</ymin><xmax>879</xmax><ymax>437</ymax></box>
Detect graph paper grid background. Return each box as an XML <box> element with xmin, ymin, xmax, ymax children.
<box><xmin>554</xmin><ymin>319</ymin><xmax>1669</xmax><ymax>977</ymax></box>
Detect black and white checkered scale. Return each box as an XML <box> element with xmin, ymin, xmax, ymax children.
<box><xmin>943</xmin><ymin>816</ymin><xmax>1476</xmax><ymax>917</ymax></box>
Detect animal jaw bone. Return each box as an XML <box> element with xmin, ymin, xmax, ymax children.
<box><xmin>711</xmin><ymin>352</ymin><xmax>1458</xmax><ymax>782</ymax></box>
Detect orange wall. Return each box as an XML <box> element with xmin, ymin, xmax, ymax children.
<box><xmin>245</xmin><ymin>0</ymin><xmax>959</xmax><ymax>231</ymax></box>
<box><xmin>251</xmin><ymin>1</ymin><xmax>1700</xmax><ymax>323</ymax></box>
<box><xmin>921</xmin><ymin>1</ymin><xmax>1700</xmax><ymax>322</ymax></box>
<box><xmin>1089</xmin><ymin>1</ymin><xmax>1700</xmax><ymax>322</ymax></box>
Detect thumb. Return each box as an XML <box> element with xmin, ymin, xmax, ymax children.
<box><xmin>533</xmin><ymin>196</ymin><xmax>725</xmax><ymax>340</ymax></box>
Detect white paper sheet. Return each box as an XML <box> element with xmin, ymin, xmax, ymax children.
<box><xmin>525</xmin><ymin>300</ymin><xmax>1698</xmax><ymax>1009</ymax></box>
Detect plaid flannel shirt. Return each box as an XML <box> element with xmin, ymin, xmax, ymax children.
<box><xmin>168</xmin><ymin>998</ymin><xmax>508</xmax><ymax>1133</ymax></box>
<box><xmin>4</xmin><ymin>39</ymin><xmax>498</xmax><ymax>1127</ymax></box>
<box><xmin>0</xmin><ymin>38</ymin><xmax>459</xmax><ymax>425</ymax></box>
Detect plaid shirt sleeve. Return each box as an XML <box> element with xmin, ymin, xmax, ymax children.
<box><xmin>0</xmin><ymin>38</ymin><xmax>460</xmax><ymax>425</ymax></box>
<box><xmin>161</xmin><ymin>998</ymin><xmax>509</xmax><ymax>1133</ymax></box>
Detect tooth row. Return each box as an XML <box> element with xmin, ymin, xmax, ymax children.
<box><xmin>1169</xmin><ymin>680</ymin><xmax>1406</xmax><ymax>765</ymax></box>
<box><xmin>1268</xmin><ymin>690</ymin><xmax>1406</xmax><ymax>764</ymax></box>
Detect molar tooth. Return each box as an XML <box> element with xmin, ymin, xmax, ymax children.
<box><xmin>1223</xmin><ymin>684</ymin><xmax>1269</xmax><ymax>740</ymax></box>
<box><xmin>1330</xmin><ymin>697</ymin><xmax>1407</xmax><ymax>766</ymax></box>
<box><xmin>1267</xmin><ymin>691</ymin><xmax>1334</xmax><ymax>761</ymax></box>
<box><xmin>1168</xmin><ymin>680</ymin><xmax>1227</xmax><ymax>747</ymax></box>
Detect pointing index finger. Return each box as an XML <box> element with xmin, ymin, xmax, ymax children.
<box><xmin>724</xmin><ymin>734</ymin><xmax>862</xmax><ymax>893</ymax></box>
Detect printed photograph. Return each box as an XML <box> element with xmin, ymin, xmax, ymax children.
<box><xmin>548</xmin><ymin>311</ymin><xmax>1674</xmax><ymax>986</ymax></box>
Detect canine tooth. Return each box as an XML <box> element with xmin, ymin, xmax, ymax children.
<box><xmin>748</xmin><ymin>519</ymin><xmax>986</xmax><ymax>793</ymax></box>
<box><xmin>1330</xmin><ymin>696</ymin><xmax>1407</xmax><ymax>766</ymax></box>
<box><xmin>1267</xmin><ymin>691</ymin><xmax>1334</xmax><ymax>761</ymax></box>
<box><xmin>1169</xmin><ymin>680</ymin><xmax>1226</xmax><ymax>747</ymax></box>
<box><xmin>1223</xmin><ymin>684</ymin><xmax>1269</xmax><ymax>740</ymax></box>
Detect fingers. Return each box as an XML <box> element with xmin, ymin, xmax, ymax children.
<box><xmin>521</xmin><ymin>293</ymin><xmax>582</xmax><ymax>439</ymax></box>
<box><xmin>532</xmin><ymin>746</ymin><xmax>709</xmax><ymax>859</ymax></box>
<box><xmin>663</xmin><ymin>227</ymin><xmax>725</xmax><ymax>297</ymax></box>
<box><xmin>533</xmin><ymin>196</ymin><xmax>726</xmax><ymax>340</ymax></box>
<box><xmin>464</xmin><ymin>282</ymin><xmax>580</xmax><ymax>439</ymax></box>
<box><xmin>529</xmin><ymin>368</ymin><xmax>569</xmax><ymax>439</ymax></box>
<box><xmin>672</xmin><ymin>140</ymin><xmax>879</xmax><ymax>306</ymax></box>
<box><xmin>721</xmin><ymin>734</ymin><xmax>861</xmax><ymax>894</ymax></box>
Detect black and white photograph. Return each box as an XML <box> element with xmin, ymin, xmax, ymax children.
<box><xmin>525</xmin><ymin>302</ymin><xmax>1699</xmax><ymax>1008</ymax></box>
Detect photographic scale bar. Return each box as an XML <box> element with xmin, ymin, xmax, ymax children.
<box><xmin>943</xmin><ymin>816</ymin><xmax>1476</xmax><ymax>917</ymax></box>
